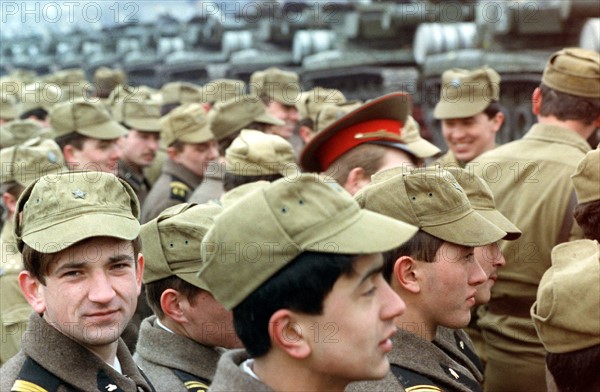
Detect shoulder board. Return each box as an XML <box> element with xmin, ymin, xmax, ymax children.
<box><xmin>12</xmin><ymin>357</ymin><xmax>61</xmax><ymax>392</ymax></box>
<box><xmin>390</xmin><ymin>365</ymin><xmax>442</xmax><ymax>392</ymax></box>
<box><xmin>171</xmin><ymin>369</ymin><xmax>210</xmax><ymax>392</ymax></box>
<box><xmin>97</xmin><ymin>369</ymin><xmax>125</xmax><ymax>392</ymax></box>
<box><xmin>169</xmin><ymin>181</ymin><xmax>191</xmax><ymax>202</ymax></box>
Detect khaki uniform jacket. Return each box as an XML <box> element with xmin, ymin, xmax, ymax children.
<box><xmin>432</xmin><ymin>150</ymin><xmax>466</xmax><ymax>168</ymax></box>
<box><xmin>141</xmin><ymin>160</ymin><xmax>203</xmax><ymax>223</ymax></box>
<box><xmin>118</xmin><ymin>160</ymin><xmax>152</xmax><ymax>206</ymax></box>
<box><xmin>347</xmin><ymin>329</ymin><xmax>482</xmax><ymax>392</ymax></box>
<box><xmin>469</xmin><ymin>124</ymin><xmax>589</xmax><ymax>350</ymax></box>
<box><xmin>1</xmin><ymin>312</ymin><xmax>155</xmax><ymax>392</ymax></box>
<box><xmin>209</xmin><ymin>349</ymin><xmax>275</xmax><ymax>392</ymax></box>
<box><xmin>188</xmin><ymin>162</ymin><xmax>224</xmax><ymax>205</ymax></box>
<box><xmin>134</xmin><ymin>316</ymin><xmax>221</xmax><ymax>392</ymax></box>
<box><xmin>435</xmin><ymin>327</ymin><xmax>484</xmax><ymax>384</ymax></box>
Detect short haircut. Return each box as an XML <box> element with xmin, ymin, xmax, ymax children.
<box><xmin>19</xmin><ymin>108</ymin><xmax>48</xmax><ymax>121</ymax></box>
<box><xmin>233</xmin><ymin>251</ymin><xmax>356</xmax><ymax>358</ymax></box>
<box><xmin>55</xmin><ymin>131</ymin><xmax>88</xmax><ymax>151</ymax></box>
<box><xmin>169</xmin><ymin>139</ymin><xmax>186</xmax><ymax>152</ymax></box>
<box><xmin>322</xmin><ymin>144</ymin><xmax>387</xmax><ymax>186</ymax></box>
<box><xmin>573</xmin><ymin>200</ymin><xmax>600</xmax><ymax>241</ymax></box>
<box><xmin>546</xmin><ymin>344</ymin><xmax>600</xmax><ymax>392</ymax></box>
<box><xmin>223</xmin><ymin>172</ymin><xmax>283</xmax><ymax>192</ymax></box>
<box><xmin>21</xmin><ymin>236</ymin><xmax>142</xmax><ymax>285</ymax></box>
<box><xmin>145</xmin><ymin>275</ymin><xmax>202</xmax><ymax>319</ymax></box>
<box><xmin>381</xmin><ymin>230</ymin><xmax>445</xmax><ymax>283</ymax></box>
<box><xmin>160</xmin><ymin>102</ymin><xmax>180</xmax><ymax>117</ymax></box>
<box><xmin>482</xmin><ymin>101</ymin><xmax>502</xmax><ymax>119</ymax></box>
<box><xmin>539</xmin><ymin>84</ymin><xmax>600</xmax><ymax>125</ymax></box>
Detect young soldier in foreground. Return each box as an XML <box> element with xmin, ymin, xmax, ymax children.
<box><xmin>0</xmin><ymin>171</ymin><xmax>154</xmax><ymax>392</ymax></box>
<box><xmin>197</xmin><ymin>174</ymin><xmax>418</xmax><ymax>391</ymax></box>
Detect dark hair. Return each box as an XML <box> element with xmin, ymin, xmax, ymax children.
<box><xmin>54</xmin><ymin>131</ymin><xmax>88</xmax><ymax>151</ymax></box>
<box><xmin>573</xmin><ymin>200</ymin><xmax>600</xmax><ymax>241</ymax></box>
<box><xmin>223</xmin><ymin>172</ymin><xmax>283</xmax><ymax>192</ymax></box>
<box><xmin>322</xmin><ymin>144</ymin><xmax>387</xmax><ymax>185</ymax></box>
<box><xmin>539</xmin><ymin>84</ymin><xmax>600</xmax><ymax>125</ymax></box>
<box><xmin>381</xmin><ymin>230</ymin><xmax>444</xmax><ymax>282</ymax></box>
<box><xmin>546</xmin><ymin>344</ymin><xmax>600</xmax><ymax>392</ymax></box>
<box><xmin>19</xmin><ymin>108</ymin><xmax>48</xmax><ymax>121</ymax></box>
<box><xmin>482</xmin><ymin>101</ymin><xmax>502</xmax><ymax>119</ymax></box>
<box><xmin>218</xmin><ymin>122</ymin><xmax>272</xmax><ymax>157</ymax></box>
<box><xmin>233</xmin><ymin>251</ymin><xmax>356</xmax><ymax>358</ymax></box>
<box><xmin>145</xmin><ymin>275</ymin><xmax>202</xmax><ymax>319</ymax></box>
<box><xmin>160</xmin><ymin>102</ymin><xmax>180</xmax><ymax>117</ymax></box>
<box><xmin>22</xmin><ymin>236</ymin><xmax>142</xmax><ymax>285</ymax></box>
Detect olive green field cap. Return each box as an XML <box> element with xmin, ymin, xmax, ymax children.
<box><xmin>94</xmin><ymin>66</ymin><xmax>126</xmax><ymax>97</ymax></box>
<box><xmin>445</xmin><ymin>167</ymin><xmax>521</xmax><ymax>240</ymax></box>
<box><xmin>313</xmin><ymin>101</ymin><xmax>363</xmax><ymax>134</ymax></box>
<box><xmin>0</xmin><ymin>91</ymin><xmax>21</xmax><ymax>120</ymax></box>
<box><xmin>531</xmin><ymin>239</ymin><xmax>600</xmax><ymax>353</ymax></box>
<box><xmin>296</xmin><ymin>87</ymin><xmax>346</xmax><ymax>120</ymax></box>
<box><xmin>249</xmin><ymin>67</ymin><xmax>301</xmax><ymax>106</ymax></box>
<box><xmin>0</xmin><ymin>119</ymin><xmax>53</xmax><ymax>148</ymax></box>
<box><xmin>20</xmin><ymin>82</ymin><xmax>63</xmax><ymax>114</ymax></box>
<box><xmin>198</xmin><ymin>173</ymin><xmax>418</xmax><ymax>309</ymax></box>
<box><xmin>106</xmin><ymin>84</ymin><xmax>154</xmax><ymax>108</ymax></box>
<box><xmin>160</xmin><ymin>81</ymin><xmax>203</xmax><ymax>105</ymax></box>
<box><xmin>161</xmin><ymin>103</ymin><xmax>214</xmax><ymax>147</ymax></box>
<box><xmin>355</xmin><ymin>167</ymin><xmax>506</xmax><ymax>247</ymax></box>
<box><xmin>219</xmin><ymin>180</ymin><xmax>270</xmax><ymax>208</ymax></box>
<box><xmin>50</xmin><ymin>98</ymin><xmax>128</xmax><ymax>140</ymax></box>
<box><xmin>209</xmin><ymin>95</ymin><xmax>283</xmax><ymax>141</ymax></box>
<box><xmin>225</xmin><ymin>130</ymin><xmax>298</xmax><ymax>176</ymax></box>
<box><xmin>434</xmin><ymin>66</ymin><xmax>501</xmax><ymax>120</ymax></box>
<box><xmin>141</xmin><ymin>203</ymin><xmax>222</xmax><ymax>289</ymax></box>
<box><xmin>571</xmin><ymin>146</ymin><xmax>600</xmax><ymax>204</ymax></box>
<box><xmin>1</xmin><ymin>137</ymin><xmax>64</xmax><ymax>187</ymax></box>
<box><xmin>542</xmin><ymin>47</ymin><xmax>600</xmax><ymax>98</ymax></box>
<box><xmin>45</xmin><ymin>68</ymin><xmax>89</xmax><ymax>100</ymax></box>
<box><xmin>14</xmin><ymin>171</ymin><xmax>140</xmax><ymax>253</ymax></box>
<box><xmin>369</xmin><ymin>115</ymin><xmax>440</xmax><ymax>159</ymax></box>
<box><xmin>201</xmin><ymin>78</ymin><xmax>246</xmax><ymax>104</ymax></box>
<box><xmin>112</xmin><ymin>98</ymin><xmax>162</xmax><ymax>132</ymax></box>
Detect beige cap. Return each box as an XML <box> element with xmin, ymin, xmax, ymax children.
<box><xmin>198</xmin><ymin>174</ymin><xmax>418</xmax><ymax>309</ymax></box>
<box><xmin>0</xmin><ymin>91</ymin><xmax>21</xmax><ymax>120</ymax></box>
<box><xmin>0</xmin><ymin>119</ymin><xmax>53</xmax><ymax>148</ymax></box>
<box><xmin>112</xmin><ymin>98</ymin><xmax>161</xmax><ymax>132</ymax></box>
<box><xmin>50</xmin><ymin>98</ymin><xmax>128</xmax><ymax>140</ymax></box>
<box><xmin>225</xmin><ymin>130</ymin><xmax>298</xmax><ymax>176</ymax></box>
<box><xmin>209</xmin><ymin>95</ymin><xmax>284</xmax><ymax>141</ymax></box>
<box><xmin>249</xmin><ymin>67</ymin><xmax>301</xmax><ymax>106</ymax></box>
<box><xmin>1</xmin><ymin>137</ymin><xmax>64</xmax><ymax>187</ymax></box>
<box><xmin>368</xmin><ymin>115</ymin><xmax>440</xmax><ymax>159</ymax></box>
<box><xmin>45</xmin><ymin>68</ymin><xmax>89</xmax><ymax>100</ymax></box>
<box><xmin>531</xmin><ymin>239</ymin><xmax>600</xmax><ymax>353</ymax></box>
<box><xmin>542</xmin><ymin>47</ymin><xmax>600</xmax><ymax>98</ymax></box>
<box><xmin>444</xmin><ymin>167</ymin><xmax>521</xmax><ymax>240</ymax></box>
<box><xmin>140</xmin><ymin>203</ymin><xmax>222</xmax><ymax>290</ymax></box>
<box><xmin>571</xmin><ymin>146</ymin><xmax>600</xmax><ymax>204</ymax></box>
<box><xmin>15</xmin><ymin>171</ymin><xmax>140</xmax><ymax>253</ymax></box>
<box><xmin>200</xmin><ymin>78</ymin><xmax>246</xmax><ymax>104</ymax></box>
<box><xmin>434</xmin><ymin>66</ymin><xmax>501</xmax><ymax>120</ymax></box>
<box><xmin>160</xmin><ymin>103</ymin><xmax>214</xmax><ymax>146</ymax></box>
<box><xmin>20</xmin><ymin>83</ymin><xmax>63</xmax><ymax>114</ymax></box>
<box><xmin>355</xmin><ymin>167</ymin><xmax>507</xmax><ymax>246</ymax></box>
<box><xmin>296</xmin><ymin>88</ymin><xmax>346</xmax><ymax>120</ymax></box>
<box><xmin>94</xmin><ymin>66</ymin><xmax>126</xmax><ymax>97</ymax></box>
<box><xmin>219</xmin><ymin>180</ymin><xmax>270</xmax><ymax>208</ymax></box>
<box><xmin>313</xmin><ymin>101</ymin><xmax>363</xmax><ymax>133</ymax></box>
<box><xmin>106</xmin><ymin>84</ymin><xmax>154</xmax><ymax>107</ymax></box>
<box><xmin>160</xmin><ymin>81</ymin><xmax>203</xmax><ymax>105</ymax></box>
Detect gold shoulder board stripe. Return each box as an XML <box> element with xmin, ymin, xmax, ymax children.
<box><xmin>11</xmin><ymin>380</ymin><xmax>49</xmax><ymax>392</ymax></box>
<box><xmin>184</xmin><ymin>380</ymin><xmax>209</xmax><ymax>391</ymax></box>
<box><xmin>406</xmin><ymin>385</ymin><xmax>442</xmax><ymax>392</ymax></box>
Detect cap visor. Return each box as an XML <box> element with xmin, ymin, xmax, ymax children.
<box><xmin>424</xmin><ymin>210</ymin><xmax>506</xmax><ymax>247</ymax></box>
<box><xmin>433</xmin><ymin>100</ymin><xmax>487</xmax><ymax>120</ymax></box>
<box><xmin>79</xmin><ymin>120</ymin><xmax>128</xmax><ymax>140</ymax></box>
<box><xmin>405</xmin><ymin>139</ymin><xmax>441</xmax><ymax>158</ymax></box>
<box><xmin>180</xmin><ymin>127</ymin><xmax>215</xmax><ymax>144</ymax></box>
<box><xmin>477</xmin><ymin>209</ymin><xmax>522</xmax><ymax>240</ymax></box>
<box><xmin>255</xmin><ymin>112</ymin><xmax>285</xmax><ymax>126</ymax></box>
<box><xmin>125</xmin><ymin>118</ymin><xmax>161</xmax><ymax>132</ymax></box>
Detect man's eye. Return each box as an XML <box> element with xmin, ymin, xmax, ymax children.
<box><xmin>363</xmin><ymin>286</ymin><xmax>378</xmax><ymax>297</ymax></box>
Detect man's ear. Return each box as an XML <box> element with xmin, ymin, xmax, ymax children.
<box><xmin>166</xmin><ymin>146</ymin><xmax>179</xmax><ymax>162</ymax></box>
<box><xmin>491</xmin><ymin>111</ymin><xmax>505</xmax><ymax>133</ymax></box>
<box><xmin>393</xmin><ymin>256</ymin><xmax>421</xmax><ymax>294</ymax></box>
<box><xmin>298</xmin><ymin>125</ymin><xmax>314</xmax><ymax>144</ymax></box>
<box><xmin>2</xmin><ymin>192</ymin><xmax>18</xmax><ymax>215</ymax></box>
<box><xmin>18</xmin><ymin>271</ymin><xmax>46</xmax><ymax>314</ymax></box>
<box><xmin>268</xmin><ymin>309</ymin><xmax>311</xmax><ymax>360</ymax></box>
<box><xmin>343</xmin><ymin>167</ymin><xmax>370</xmax><ymax>196</ymax></box>
<box><xmin>532</xmin><ymin>87</ymin><xmax>542</xmax><ymax>116</ymax></box>
<box><xmin>160</xmin><ymin>288</ymin><xmax>187</xmax><ymax>323</ymax></box>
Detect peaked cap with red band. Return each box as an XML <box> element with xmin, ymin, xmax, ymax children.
<box><xmin>299</xmin><ymin>92</ymin><xmax>412</xmax><ymax>172</ymax></box>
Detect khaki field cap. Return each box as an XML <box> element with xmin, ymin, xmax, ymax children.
<box><xmin>355</xmin><ymin>167</ymin><xmax>506</xmax><ymax>246</ymax></box>
<box><xmin>300</xmin><ymin>92</ymin><xmax>412</xmax><ymax>172</ymax></box>
<box><xmin>296</xmin><ymin>87</ymin><xmax>346</xmax><ymax>120</ymax></box>
<box><xmin>160</xmin><ymin>81</ymin><xmax>203</xmax><ymax>105</ymax></box>
<box><xmin>14</xmin><ymin>171</ymin><xmax>140</xmax><ymax>253</ymax></box>
<box><xmin>0</xmin><ymin>91</ymin><xmax>21</xmax><ymax>120</ymax></box>
<box><xmin>445</xmin><ymin>167</ymin><xmax>521</xmax><ymax>240</ymax></box>
<box><xmin>250</xmin><ymin>67</ymin><xmax>301</xmax><ymax>106</ymax></box>
<box><xmin>50</xmin><ymin>98</ymin><xmax>128</xmax><ymax>139</ymax></box>
<box><xmin>219</xmin><ymin>180</ymin><xmax>270</xmax><ymax>208</ymax></box>
<box><xmin>542</xmin><ymin>47</ymin><xmax>600</xmax><ymax>98</ymax></box>
<box><xmin>377</xmin><ymin>115</ymin><xmax>440</xmax><ymax>159</ymax></box>
<box><xmin>112</xmin><ymin>99</ymin><xmax>162</xmax><ymax>132</ymax></box>
<box><xmin>20</xmin><ymin>82</ymin><xmax>63</xmax><ymax>114</ymax></box>
<box><xmin>0</xmin><ymin>119</ymin><xmax>52</xmax><ymax>148</ymax></box>
<box><xmin>141</xmin><ymin>203</ymin><xmax>222</xmax><ymax>290</ymax></box>
<box><xmin>160</xmin><ymin>103</ymin><xmax>214</xmax><ymax>147</ymax></box>
<box><xmin>209</xmin><ymin>95</ymin><xmax>284</xmax><ymax>141</ymax></box>
<box><xmin>225</xmin><ymin>130</ymin><xmax>298</xmax><ymax>176</ymax></box>
<box><xmin>434</xmin><ymin>66</ymin><xmax>501</xmax><ymax>120</ymax></box>
<box><xmin>312</xmin><ymin>101</ymin><xmax>363</xmax><ymax>134</ymax></box>
<box><xmin>94</xmin><ymin>66</ymin><xmax>126</xmax><ymax>96</ymax></box>
<box><xmin>571</xmin><ymin>146</ymin><xmax>600</xmax><ymax>204</ymax></box>
<box><xmin>198</xmin><ymin>174</ymin><xmax>418</xmax><ymax>309</ymax></box>
<box><xmin>531</xmin><ymin>239</ymin><xmax>600</xmax><ymax>353</ymax></box>
<box><xmin>201</xmin><ymin>78</ymin><xmax>246</xmax><ymax>104</ymax></box>
<box><xmin>1</xmin><ymin>137</ymin><xmax>64</xmax><ymax>187</ymax></box>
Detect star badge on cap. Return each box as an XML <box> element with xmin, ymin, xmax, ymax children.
<box><xmin>72</xmin><ymin>189</ymin><xmax>86</xmax><ymax>199</ymax></box>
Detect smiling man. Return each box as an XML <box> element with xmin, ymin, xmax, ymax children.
<box><xmin>197</xmin><ymin>174</ymin><xmax>418</xmax><ymax>392</ymax></box>
<box><xmin>0</xmin><ymin>171</ymin><xmax>154</xmax><ymax>392</ymax></box>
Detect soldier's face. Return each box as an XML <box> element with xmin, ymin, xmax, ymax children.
<box><xmin>119</xmin><ymin>130</ymin><xmax>160</xmax><ymax>168</ymax></box>
<box><xmin>473</xmin><ymin>242</ymin><xmax>505</xmax><ymax>305</ymax></box>
<box><xmin>30</xmin><ymin>237</ymin><xmax>143</xmax><ymax>354</ymax></box>
<box><xmin>172</xmin><ymin>140</ymin><xmax>219</xmax><ymax>178</ymax></box>
<box><xmin>265</xmin><ymin>101</ymin><xmax>299</xmax><ymax>140</ymax></box>
<box><xmin>441</xmin><ymin>112</ymin><xmax>503</xmax><ymax>163</ymax></box>
<box><xmin>68</xmin><ymin>138</ymin><xmax>121</xmax><ymax>174</ymax></box>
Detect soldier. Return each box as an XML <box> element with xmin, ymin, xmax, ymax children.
<box><xmin>197</xmin><ymin>174</ymin><xmax>417</xmax><ymax>391</ymax></box>
<box><xmin>141</xmin><ymin>103</ymin><xmax>218</xmax><ymax>223</ymax></box>
<box><xmin>295</xmin><ymin>87</ymin><xmax>346</xmax><ymax>144</ymax></box>
<box><xmin>432</xmin><ymin>67</ymin><xmax>505</xmax><ymax>168</ymax></box>
<box><xmin>0</xmin><ymin>138</ymin><xmax>64</xmax><ymax>366</ymax></box>
<box><xmin>469</xmin><ymin>48</ymin><xmax>600</xmax><ymax>392</ymax></box>
<box><xmin>0</xmin><ymin>171</ymin><xmax>154</xmax><ymax>392</ymax></box>
<box><xmin>51</xmin><ymin>98</ymin><xmax>127</xmax><ymax>175</ymax></box>
<box><xmin>134</xmin><ymin>203</ymin><xmax>243</xmax><ymax>391</ymax></box>
<box><xmin>350</xmin><ymin>167</ymin><xmax>505</xmax><ymax>392</ymax></box>
<box><xmin>300</xmin><ymin>92</ymin><xmax>440</xmax><ymax>195</ymax></box>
